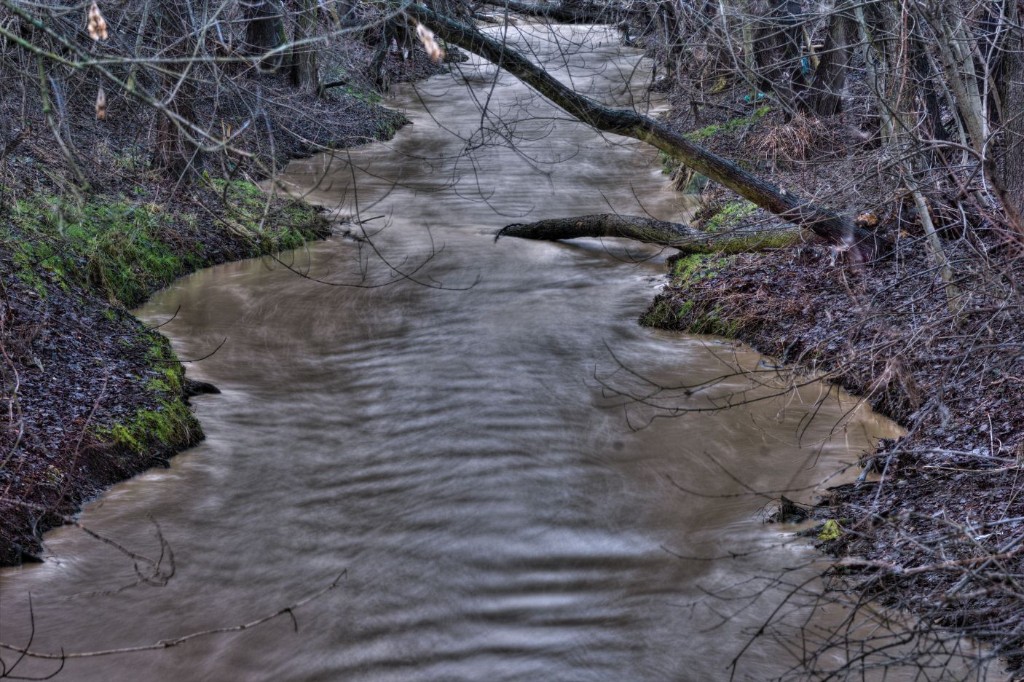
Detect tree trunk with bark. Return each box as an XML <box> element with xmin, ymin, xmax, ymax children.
<box><xmin>801</xmin><ymin>3</ymin><xmax>850</xmax><ymax>116</ymax></box>
<box><xmin>751</xmin><ymin>0</ymin><xmax>806</xmax><ymax>115</ymax></box>
<box><xmin>496</xmin><ymin>214</ymin><xmax>804</xmax><ymax>253</ymax></box>
<box><xmin>405</xmin><ymin>3</ymin><xmax>883</xmax><ymax>265</ymax></box>
<box><xmin>290</xmin><ymin>0</ymin><xmax>318</xmax><ymax>91</ymax></box>
<box><xmin>654</xmin><ymin>0</ymin><xmax>683</xmax><ymax>82</ymax></box>
<box><xmin>152</xmin><ymin>0</ymin><xmax>199</xmax><ymax>180</ymax></box>
<box><xmin>994</xmin><ymin>0</ymin><xmax>1024</xmax><ymax>233</ymax></box>
<box><xmin>477</xmin><ymin>0</ymin><xmax>623</xmax><ymax>24</ymax></box>
<box><xmin>243</xmin><ymin>0</ymin><xmax>285</xmax><ymax>71</ymax></box>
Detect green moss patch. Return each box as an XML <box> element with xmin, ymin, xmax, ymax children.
<box><xmin>144</xmin><ymin>334</ymin><xmax>185</xmax><ymax>396</ymax></box>
<box><xmin>642</xmin><ymin>253</ymin><xmax>745</xmax><ymax>337</ymax></box>
<box><xmin>96</xmin><ymin>332</ymin><xmax>199</xmax><ymax>454</ymax></box>
<box><xmin>672</xmin><ymin>253</ymin><xmax>733</xmax><ymax>282</ymax></box>
<box><xmin>685</xmin><ymin>105</ymin><xmax>771</xmax><ymax>142</ymax></box>
<box><xmin>703</xmin><ymin>200</ymin><xmax>758</xmax><ymax>233</ymax></box>
<box><xmin>2</xmin><ymin>177</ymin><xmax>327</xmax><ymax>308</ymax></box>
<box><xmin>4</xmin><ymin>193</ymin><xmax>195</xmax><ymax>306</ymax></box>
<box><xmin>98</xmin><ymin>400</ymin><xmax>200</xmax><ymax>454</ymax></box>
<box><xmin>208</xmin><ymin>176</ymin><xmax>326</xmax><ymax>252</ymax></box>
<box><xmin>639</xmin><ymin>298</ymin><xmax>681</xmax><ymax>327</ymax></box>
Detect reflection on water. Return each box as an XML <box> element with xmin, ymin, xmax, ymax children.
<box><xmin>0</xmin><ymin>22</ymin><xmax>979</xmax><ymax>682</ymax></box>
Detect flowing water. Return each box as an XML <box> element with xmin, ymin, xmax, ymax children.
<box><xmin>0</xmin><ymin>23</ymin><xmax>931</xmax><ymax>681</ymax></box>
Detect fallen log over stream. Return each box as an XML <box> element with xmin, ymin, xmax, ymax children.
<box><xmin>476</xmin><ymin>0</ymin><xmax>624</xmax><ymax>24</ymax></box>
<box><xmin>406</xmin><ymin>3</ymin><xmax>886</xmax><ymax>265</ymax></box>
<box><xmin>495</xmin><ymin>214</ymin><xmax>805</xmax><ymax>253</ymax></box>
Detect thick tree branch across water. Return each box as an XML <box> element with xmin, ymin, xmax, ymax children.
<box><xmin>496</xmin><ymin>214</ymin><xmax>803</xmax><ymax>253</ymax></box>
<box><xmin>406</xmin><ymin>3</ymin><xmax>883</xmax><ymax>263</ymax></box>
<box><xmin>476</xmin><ymin>0</ymin><xmax>622</xmax><ymax>24</ymax></box>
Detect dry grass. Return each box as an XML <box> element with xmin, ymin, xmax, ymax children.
<box><xmin>753</xmin><ymin>112</ymin><xmax>833</xmax><ymax>169</ymax></box>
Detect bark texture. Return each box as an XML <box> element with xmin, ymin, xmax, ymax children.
<box><xmin>802</xmin><ymin>5</ymin><xmax>850</xmax><ymax>116</ymax></box>
<box><xmin>998</xmin><ymin>0</ymin><xmax>1024</xmax><ymax>231</ymax></box>
<box><xmin>496</xmin><ymin>214</ymin><xmax>803</xmax><ymax>254</ymax></box>
<box><xmin>406</xmin><ymin>3</ymin><xmax>883</xmax><ymax>264</ymax></box>
<box><xmin>477</xmin><ymin>0</ymin><xmax>622</xmax><ymax>24</ymax></box>
<box><xmin>243</xmin><ymin>0</ymin><xmax>285</xmax><ymax>71</ymax></box>
<box><xmin>290</xmin><ymin>0</ymin><xmax>319</xmax><ymax>91</ymax></box>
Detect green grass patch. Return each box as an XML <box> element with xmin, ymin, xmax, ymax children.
<box><xmin>207</xmin><ymin>176</ymin><xmax>325</xmax><ymax>252</ymax></box>
<box><xmin>658</xmin><ymin>150</ymin><xmax>676</xmax><ymax>175</ymax></box>
<box><xmin>98</xmin><ymin>332</ymin><xmax>198</xmax><ymax>453</ymax></box>
<box><xmin>642</xmin><ymin>254</ymin><xmax>744</xmax><ymax>337</ymax></box>
<box><xmin>704</xmin><ymin>201</ymin><xmax>758</xmax><ymax>234</ymax></box>
<box><xmin>98</xmin><ymin>399</ymin><xmax>200</xmax><ymax>454</ymax></box>
<box><xmin>684</xmin><ymin>303</ymin><xmax>742</xmax><ymax>337</ymax></box>
<box><xmin>639</xmin><ymin>298</ymin><xmax>679</xmax><ymax>327</ymax></box>
<box><xmin>375</xmin><ymin>117</ymin><xmax>401</xmax><ymax>140</ymax></box>
<box><xmin>5</xmin><ymin>192</ymin><xmax>198</xmax><ymax>307</ymax></box>
<box><xmin>2</xmin><ymin>176</ymin><xmax>326</xmax><ymax>307</ymax></box>
<box><xmin>342</xmin><ymin>84</ymin><xmax>382</xmax><ymax>106</ymax></box>
<box><xmin>669</xmin><ymin>254</ymin><xmax>742</xmax><ymax>336</ymax></box>
<box><xmin>686</xmin><ymin>105</ymin><xmax>771</xmax><ymax>142</ymax></box>
<box><xmin>144</xmin><ymin>334</ymin><xmax>184</xmax><ymax>396</ymax></box>
<box><xmin>672</xmin><ymin>253</ymin><xmax>733</xmax><ymax>283</ymax></box>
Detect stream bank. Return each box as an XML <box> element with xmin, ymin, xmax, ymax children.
<box><xmin>641</xmin><ymin>75</ymin><xmax>1024</xmax><ymax>672</ymax></box>
<box><xmin>3</xmin><ymin>6</ymin><xmax>1020</xmax><ymax>675</ymax></box>
<box><xmin>0</xmin><ymin>23</ymin><xmax>912</xmax><ymax>680</ymax></box>
<box><xmin>0</xmin><ymin>38</ymin><xmax>440</xmax><ymax>565</ymax></box>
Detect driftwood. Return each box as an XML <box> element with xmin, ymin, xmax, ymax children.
<box><xmin>406</xmin><ymin>4</ymin><xmax>885</xmax><ymax>264</ymax></box>
<box><xmin>495</xmin><ymin>214</ymin><xmax>804</xmax><ymax>253</ymax></box>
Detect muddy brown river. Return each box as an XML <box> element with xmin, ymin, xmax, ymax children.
<box><xmin>0</xmin><ymin>22</ymin><xmax>982</xmax><ymax>681</ymax></box>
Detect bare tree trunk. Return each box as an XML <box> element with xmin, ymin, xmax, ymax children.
<box><xmin>243</xmin><ymin>0</ymin><xmax>285</xmax><ymax>71</ymax></box>
<box><xmin>154</xmin><ymin>100</ymin><xmax>193</xmax><ymax>178</ymax></box>
<box><xmin>290</xmin><ymin>0</ymin><xmax>318</xmax><ymax>91</ymax></box>
<box><xmin>476</xmin><ymin>0</ymin><xmax>621</xmax><ymax>24</ymax></box>
<box><xmin>496</xmin><ymin>214</ymin><xmax>803</xmax><ymax>253</ymax></box>
<box><xmin>406</xmin><ymin>3</ymin><xmax>883</xmax><ymax>264</ymax></box>
<box><xmin>910</xmin><ymin>33</ymin><xmax>949</xmax><ymax>143</ymax></box>
<box><xmin>371</xmin><ymin>15</ymin><xmax>415</xmax><ymax>90</ymax></box>
<box><xmin>751</xmin><ymin>0</ymin><xmax>805</xmax><ymax>115</ymax></box>
<box><xmin>931</xmin><ymin>5</ymin><xmax>988</xmax><ymax>152</ymax></box>
<box><xmin>994</xmin><ymin>0</ymin><xmax>1024</xmax><ymax>232</ymax></box>
<box><xmin>655</xmin><ymin>0</ymin><xmax>682</xmax><ymax>82</ymax></box>
<box><xmin>924</xmin><ymin>0</ymin><xmax>1024</xmax><ymax>236</ymax></box>
<box><xmin>739</xmin><ymin>0</ymin><xmax>758</xmax><ymax>85</ymax></box>
<box><xmin>801</xmin><ymin>1</ymin><xmax>851</xmax><ymax>116</ymax></box>
<box><xmin>152</xmin><ymin>0</ymin><xmax>199</xmax><ymax>180</ymax></box>
<box><xmin>857</xmin><ymin>2</ymin><xmax>960</xmax><ymax>306</ymax></box>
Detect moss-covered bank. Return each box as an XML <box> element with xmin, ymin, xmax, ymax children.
<box><xmin>0</xmin><ymin>176</ymin><xmax>331</xmax><ymax>565</ymax></box>
<box><xmin>0</xmin><ymin>6</ymin><xmax>457</xmax><ymax>564</ymax></box>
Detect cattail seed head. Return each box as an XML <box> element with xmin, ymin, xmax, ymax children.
<box><xmin>87</xmin><ymin>3</ymin><xmax>108</xmax><ymax>41</ymax></box>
